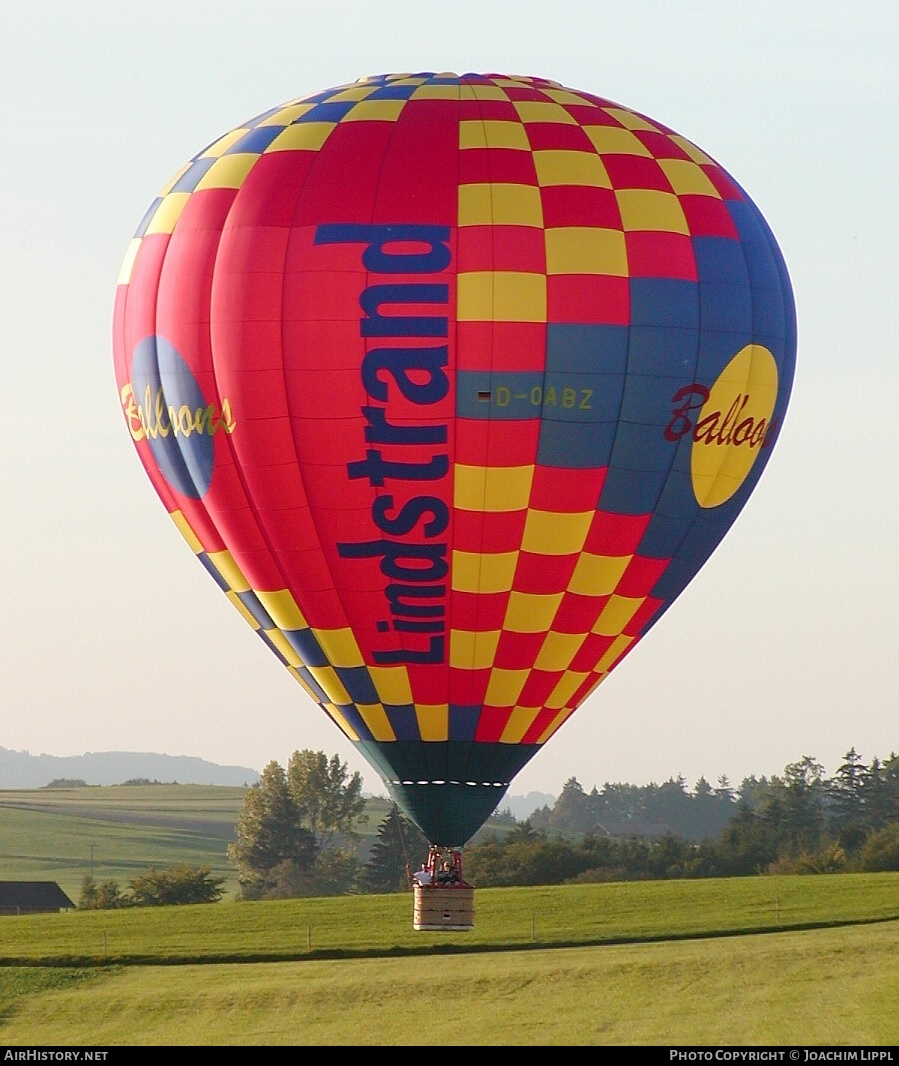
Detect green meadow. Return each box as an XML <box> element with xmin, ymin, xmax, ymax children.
<box><xmin>2</xmin><ymin>872</ymin><xmax>898</xmax><ymax>963</ymax></box>
<box><xmin>0</xmin><ymin>784</ymin><xmax>455</xmax><ymax>903</ymax></box>
<box><xmin>2</xmin><ymin>786</ymin><xmax>898</xmax><ymax>1044</ymax></box>
<box><xmin>1</xmin><ymin>874</ymin><xmax>897</xmax><ymax>1044</ymax></box>
<box><xmin>0</xmin><ymin>785</ymin><xmax>429</xmax><ymax>903</ymax></box>
<box><xmin>0</xmin><ymin>785</ymin><xmax>247</xmax><ymax>901</ymax></box>
<box><xmin>2</xmin><ymin>923</ymin><xmax>897</xmax><ymax>1046</ymax></box>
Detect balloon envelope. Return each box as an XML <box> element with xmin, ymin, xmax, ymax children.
<box><xmin>114</xmin><ymin>73</ymin><xmax>796</xmax><ymax>845</ymax></box>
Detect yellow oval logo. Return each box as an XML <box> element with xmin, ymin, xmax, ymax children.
<box><xmin>690</xmin><ymin>344</ymin><xmax>778</xmax><ymax>508</ymax></box>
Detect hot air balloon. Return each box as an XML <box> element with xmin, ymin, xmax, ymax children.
<box><xmin>113</xmin><ymin>73</ymin><xmax>795</xmax><ymax>901</ymax></box>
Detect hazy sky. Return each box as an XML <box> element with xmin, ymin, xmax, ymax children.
<box><xmin>1</xmin><ymin>0</ymin><xmax>896</xmax><ymax>799</ymax></box>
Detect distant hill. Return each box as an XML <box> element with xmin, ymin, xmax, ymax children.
<box><xmin>0</xmin><ymin>748</ymin><xmax>553</xmax><ymax>816</ymax></box>
<box><xmin>0</xmin><ymin>748</ymin><xmax>260</xmax><ymax>789</ymax></box>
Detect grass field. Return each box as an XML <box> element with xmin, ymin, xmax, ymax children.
<box><xmin>3</xmin><ymin>787</ymin><xmax>897</xmax><ymax>1045</ymax></box>
<box><xmin>0</xmin><ymin>874</ymin><xmax>897</xmax><ymax>1044</ymax></box>
<box><xmin>2</xmin><ymin>872</ymin><xmax>898</xmax><ymax>963</ymax></box>
<box><xmin>2</xmin><ymin>922</ymin><xmax>897</xmax><ymax>1045</ymax></box>
<box><xmin>0</xmin><ymin>784</ymin><xmax>410</xmax><ymax>902</ymax></box>
<box><xmin>0</xmin><ymin>785</ymin><xmax>247</xmax><ymax>901</ymax></box>
<box><xmin>0</xmin><ymin>784</ymin><xmax>505</xmax><ymax>903</ymax></box>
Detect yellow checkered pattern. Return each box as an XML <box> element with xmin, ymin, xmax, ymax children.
<box><xmin>119</xmin><ymin>77</ymin><xmax>431</xmax><ymax>284</ymax></box>
<box><xmin>170</xmin><ymin>510</ymin><xmax>416</xmax><ymax>745</ymax></box>
<box><xmin>130</xmin><ymin>75</ymin><xmax>705</xmax><ymax>756</ymax></box>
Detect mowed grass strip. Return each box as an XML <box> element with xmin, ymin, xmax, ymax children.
<box><xmin>1</xmin><ymin>922</ymin><xmax>896</xmax><ymax>1045</ymax></box>
<box><xmin>2</xmin><ymin>873</ymin><xmax>898</xmax><ymax>964</ymax></box>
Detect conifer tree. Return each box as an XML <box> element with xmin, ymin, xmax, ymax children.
<box><xmin>363</xmin><ymin>810</ymin><xmax>428</xmax><ymax>893</ymax></box>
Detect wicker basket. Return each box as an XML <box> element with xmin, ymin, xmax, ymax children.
<box><xmin>412</xmin><ymin>883</ymin><xmax>474</xmax><ymax>931</ymax></box>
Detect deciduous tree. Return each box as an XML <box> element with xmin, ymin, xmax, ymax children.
<box><xmin>128</xmin><ymin>864</ymin><xmax>225</xmax><ymax>906</ymax></box>
<box><xmin>228</xmin><ymin>751</ymin><xmax>366</xmax><ymax>898</ymax></box>
<box><xmin>79</xmin><ymin>876</ymin><xmax>124</xmax><ymax>910</ymax></box>
<box><xmin>287</xmin><ymin>750</ymin><xmax>366</xmax><ymax>855</ymax></box>
<box><xmin>228</xmin><ymin>760</ymin><xmax>315</xmax><ymax>894</ymax></box>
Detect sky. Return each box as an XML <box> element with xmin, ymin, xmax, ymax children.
<box><xmin>1</xmin><ymin>0</ymin><xmax>896</xmax><ymax>801</ymax></box>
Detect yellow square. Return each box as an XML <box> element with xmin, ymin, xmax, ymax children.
<box><xmin>415</xmin><ymin>704</ymin><xmax>449</xmax><ymax>741</ymax></box>
<box><xmin>544</xmin><ymin>228</ymin><xmax>628</xmax><ymax>277</ymax></box>
<box><xmin>659</xmin><ymin>159</ymin><xmax>721</xmax><ymax>198</ymax></box>
<box><xmin>615</xmin><ymin>189</ymin><xmax>689</xmax><ymax>234</ymax></box>
<box><xmin>534</xmin><ymin>631</ymin><xmax>586</xmax><ymax>672</ymax></box>
<box><xmin>454</xmin><ymin>626</ymin><xmax>503</xmax><ymax>669</ymax></box>
<box><xmin>169</xmin><ymin>510</ymin><xmax>203</xmax><ymax>554</ymax></box>
<box><xmin>595</xmin><ymin>634</ymin><xmax>634</xmax><ymax>672</ymax></box>
<box><xmin>484</xmin><ymin>668</ymin><xmax>529</xmax><ymax>707</ymax></box>
<box><xmin>323</xmin><ymin>86</ymin><xmax>378</xmax><ymax>102</ymax></box>
<box><xmin>513</xmin><ymin>101</ymin><xmax>577</xmax><ymax>125</ymax></box>
<box><xmin>312</xmin><ymin>627</ymin><xmax>364</xmax><ymax>668</ymax></box>
<box><xmin>459</xmin><ymin>120</ymin><xmax>529</xmax><ymax>150</ymax></box>
<box><xmin>462</xmin><ymin>84</ymin><xmax>510</xmax><ymax>101</ymax></box>
<box><xmin>264</xmin><ymin>123</ymin><xmax>335</xmax><ymax>153</ymax></box>
<box><xmin>159</xmin><ymin>162</ymin><xmax>191</xmax><ymax>196</ymax></box>
<box><xmin>256</xmin><ymin>103</ymin><xmax>317</xmax><ymax>126</ymax></box>
<box><xmin>454</xmin><ymin>464</ymin><xmax>534</xmax><ymax>512</ymax></box>
<box><xmin>522</xmin><ymin>509</ymin><xmax>593</xmax><ymax>555</ymax></box>
<box><xmin>669</xmin><ymin>136</ymin><xmax>715</xmax><ymax>166</ymax></box>
<box><xmin>194</xmin><ymin>153</ymin><xmax>257</xmax><ymax>191</ymax></box>
<box><xmin>145</xmin><ymin>193</ymin><xmax>190</xmax><ymax>235</ymax></box>
<box><xmin>264</xmin><ymin>628</ymin><xmax>303</xmax><ymax>668</ymax></box>
<box><xmin>369</xmin><ymin>665</ymin><xmax>413</xmax><ymax>706</ymax></box>
<box><xmin>536</xmin><ymin>706</ymin><xmax>576</xmax><ymax>744</ymax></box>
<box><xmin>500</xmin><ymin>706</ymin><xmax>542</xmax><ymax>743</ymax></box>
<box><xmin>458</xmin><ymin>183</ymin><xmax>543</xmax><ymax>227</ymax></box>
<box><xmin>306</xmin><ymin>666</ymin><xmax>351</xmax><ymax>706</ymax></box>
<box><xmin>340</xmin><ymin>100</ymin><xmax>406</xmax><ymax>122</ymax></box>
<box><xmin>292</xmin><ymin>671</ymin><xmax>323</xmax><ymax>706</ymax></box>
<box><xmin>117</xmin><ymin>238</ymin><xmax>142</xmax><ymax>285</ymax></box>
<box><xmin>207</xmin><ymin>550</ymin><xmax>249</xmax><ymax>593</ymax></box>
<box><xmin>451</xmin><ymin>551</ymin><xmax>518</xmax><ymax>593</ymax></box>
<box><xmin>200</xmin><ymin>129</ymin><xmax>249</xmax><ymax>158</ymax></box>
<box><xmin>544</xmin><ymin>89</ymin><xmax>595</xmax><ymax>107</ymax></box>
<box><xmin>356</xmin><ymin>703</ymin><xmax>396</xmax><ymax>742</ymax></box>
<box><xmin>503</xmin><ymin>591</ymin><xmax>564</xmax><ymax>632</ymax></box>
<box><xmin>457</xmin><ymin>272</ymin><xmax>547</xmax><ymax>322</ymax></box>
<box><xmin>225</xmin><ymin>590</ymin><xmax>260</xmax><ymax>629</ymax></box>
<box><xmin>412</xmin><ymin>84</ymin><xmax>461</xmax><ymax>99</ymax></box>
<box><xmin>583</xmin><ymin>126</ymin><xmax>651</xmax><ymax>158</ymax></box>
<box><xmin>323</xmin><ymin>703</ymin><xmax>360</xmax><ymax>742</ymax></box>
<box><xmin>533</xmin><ymin>150</ymin><xmax>611</xmax><ymax>189</ymax></box>
<box><xmin>546</xmin><ymin>671</ymin><xmax>589</xmax><ymax>708</ymax></box>
<box><xmin>604</xmin><ymin>108</ymin><xmax>660</xmax><ymax>132</ymax></box>
<box><xmin>256</xmin><ymin>589</ymin><xmax>306</xmax><ymax>631</ymax></box>
<box><xmin>591</xmin><ymin>596</ymin><xmax>644</xmax><ymax>636</ymax></box>
<box><xmin>568</xmin><ymin>553</ymin><xmax>632</xmax><ymax>596</ymax></box>
<box><xmin>450</xmin><ymin>629</ymin><xmax>501</xmax><ymax>670</ymax></box>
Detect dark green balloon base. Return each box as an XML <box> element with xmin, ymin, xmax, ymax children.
<box><xmin>355</xmin><ymin>739</ymin><xmax>541</xmax><ymax>846</ymax></box>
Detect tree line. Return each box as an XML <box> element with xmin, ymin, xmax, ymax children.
<box><xmin>77</xmin><ymin>745</ymin><xmax>899</xmax><ymax>907</ymax></box>
<box><xmin>465</xmin><ymin>748</ymin><xmax>899</xmax><ymax>885</ymax></box>
<box><xmin>226</xmin><ymin>745</ymin><xmax>899</xmax><ymax>896</ymax></box>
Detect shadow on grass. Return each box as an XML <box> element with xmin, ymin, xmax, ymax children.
<box><xmin>3</xmin><ymin>913</ymin><xmax>898</xmax><ymax>970</ymax></box>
